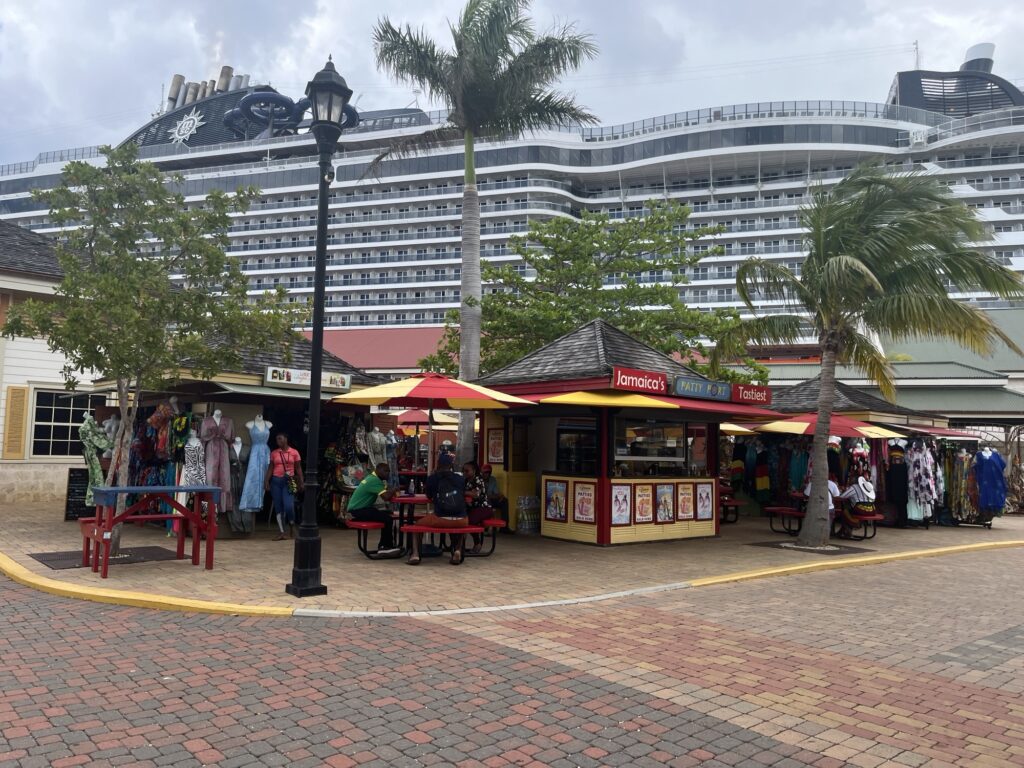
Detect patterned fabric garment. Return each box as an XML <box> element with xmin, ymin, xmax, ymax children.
<box><xmin>200</xmin><ymin>416</ymin><xmax>234</xmax><ymax>512</ymax></box>
<box><xmin>79</xmin><ymin>415</ymin><xmax>113</xmax><ymax>507</ymax></box>
<box><xmin>906</xmin><ymin>444</ymin><xmax>937</xmax><ymax>521</ymax></box>
<box><xmin>182</xmin><ymin>441</ymin><xmax>207</xmax><ymax>486</ymax></box>
<box><xmin>146</xmin><ymin>401</ymin><xmax>176</xmax><ymax>461</ymax></box>
<box><xmin>465</xmin><ymin>473</ymin><xmax>490</xmax><ymax>508</ymax></box>
<box><xmin>239</xmin><ymin>423</ymin><xmax>271</xmax><ymax>512</ymax></box>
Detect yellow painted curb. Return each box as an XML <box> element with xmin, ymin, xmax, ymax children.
<box><xmin>688</xmin><ymin>540</ymin><xmax>1024</xmax><ymax>588</ymax></box>
<box><xmin>0</xmin><ymin>552</ymin><xmax>293</xmax><ymax>617</ymax></box>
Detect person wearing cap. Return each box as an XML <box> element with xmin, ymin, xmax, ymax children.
<box><xmin>480</xmin><ymin>463</ymin><xmax>508</xmax><ymax>523</ymax></box>
<box><xmin>837</xmin><ymin>472</ymin><xmax>877</xmax><ymax>538</ymax></box>
<box><xmin>408</xmin><ymin>453</ymin><xmax>468</xmax><ymax>566</ymax></box>
<box><xmin>347</xmin><ymin>462</ymin><xmax>402</xmax><ymax>556</ymax></box>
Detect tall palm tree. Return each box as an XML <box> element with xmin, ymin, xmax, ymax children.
<box><xmin>372</xmin><ymin>0</ymin><xmax>597</xmax><ymax>462</ymax></box>
<box><xmin>722</xmin><ymin>164</ymin><xmax>1023</xmax><ymax>547</ymax></box>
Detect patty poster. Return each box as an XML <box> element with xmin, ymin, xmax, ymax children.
<box><xmin>677</xmin><ymin>484</ymin><xmax>694</xmax><ymax>520</ymax></box>
<box><xmin>573</xmin><ymin>482</ymin><xmax>596</xmax><ymax>524</ymax></box>
<box><xmin>695</xmin><ymin>482</ymin><xmax>715</xmax><ymax>521</ymax></box>
<box><xmin>634</xmin><ymin>484</ymin><xmax>654</xmax><ymax>523</ymax></box>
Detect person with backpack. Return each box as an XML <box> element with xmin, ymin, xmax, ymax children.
<box><xmin>408</xmin><ymin>453</ymin><xmax>467</xmax><ymax>565</ymax></box>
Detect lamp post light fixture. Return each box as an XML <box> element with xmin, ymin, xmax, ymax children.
<box><xmin>286</xmin><ymin>58</ymin><xmax>359</xmax><ymax>598</ymax></box>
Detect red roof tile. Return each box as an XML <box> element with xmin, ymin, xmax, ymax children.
<box><xmin>315</xmin><ymin>327</ymin><xmax>445</xmax><ymax>370</ymax></box>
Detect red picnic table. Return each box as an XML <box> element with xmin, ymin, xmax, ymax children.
<box><xmin>81</xmin><ymin>485</ymin><xmax>221</xmax><ymax>578</ymax></box>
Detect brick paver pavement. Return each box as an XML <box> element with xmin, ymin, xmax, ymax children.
<box><xmin>4</xmin><ymin>502</ymin><xmax>1023</xmax><ymax>612</ymax></box>
<box><xmin>2</xmin><ymin>549</ymin><xmax>1023</xmax><ymax>766</ymax></box>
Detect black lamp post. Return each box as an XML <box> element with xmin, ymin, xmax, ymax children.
<box><xmin>286</xmin><ymin>58</ymin><xmax>359</xmax><ymax>598</ymax></box>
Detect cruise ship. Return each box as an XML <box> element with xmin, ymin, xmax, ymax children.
<box><xmin>2</xmin><ymin>45</ymin><xmax>1022</xmax><ymax>373</ymax></box>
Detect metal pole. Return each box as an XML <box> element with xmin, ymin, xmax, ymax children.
<box><xmin>286</xmin><ymin>147</ymin><xmax>333</xmax><ymax>598</ymax></box>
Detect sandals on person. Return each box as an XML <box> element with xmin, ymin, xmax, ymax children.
<box><xmin>406</xmin><ymin>555</ymin><xmax>421</xmax><ymax>566</ymax></box>
<box><xmin>449</xmin><ymin>550</ymin><xmax>463</xmax><ymax>566</ymax></box>
<box><xmin>273</xmin><ymin>534</ymin><xmax>287</xmax><ymax>541</ymax></box>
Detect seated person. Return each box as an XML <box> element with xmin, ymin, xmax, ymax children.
<box><xmin>408</xmin><ymin>453</ymin><xmax>467</xmax><ymax>566</ymax></box>
<box><xmin>836</xmin><ymin>472</ymin><xmax>876</xmax><ymax>538</ymax></box>
<box><xmin>803</xmin><ymin>476</ymin><xmax>841</xmax><ymax>526</ymax></box>
<box><xmin>480</xmin><ymin>463</ymin><xmax>508</xmax><ymax>522</ymax></box>
<box><xmin>347</xmin><ymin>462</ymin><xmax>400</xmax><ymax>555</ymax></box>
<box><xmin>463</xmin><ymin>461</ymin><xmax>491</xmax><ymax>554</ymax></box>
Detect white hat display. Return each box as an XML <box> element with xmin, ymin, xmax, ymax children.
<box><xmin>857</xmin><ymin>476</ymin><xmax>876</xmax><ymax>502</ymax></box>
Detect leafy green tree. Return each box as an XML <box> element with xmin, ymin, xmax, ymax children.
<box><xmin>715</xmin><ymin>164</ymin><xmax>1024</xmax><ymax>547</ymax></box>
<box><xmin>3</xmin><ymin>144</ymin><xmax>300</xmax><ymax>508</ymax></box>
<box><xmin>372</xmin><ymin>0</ymin><xmax>598</xmax><ymax>462</ymax></box>
<box><xmin>420</xmin><ymin>199</ymin><xmax>764</xmax><ymax>380</ymax></box>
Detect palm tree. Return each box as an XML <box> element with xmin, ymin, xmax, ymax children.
<box><xmin>372</xmin><ymin>0</ymin><xmax>597</xmax><ymax>463</ymax></box>
<box><xmin>724</xmin><ymin>164</ymin><xmax>1023</xmax><ymax>547</ymax></box>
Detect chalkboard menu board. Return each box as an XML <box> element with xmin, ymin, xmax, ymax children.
<box><xmin>64</xmin><ymin>468</ymin><xmax>92</xmax><ymax>521</ymax></box>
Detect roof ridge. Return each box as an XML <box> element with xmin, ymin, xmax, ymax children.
<box><xmin>593</xmin><ymin>320</ymin><xmax>608</xmax><ymax>369</ymax></box>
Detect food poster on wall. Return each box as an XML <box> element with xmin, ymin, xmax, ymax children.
<box><xmin>634</xmin><ymin>484</ymin><xmax>654</xmax><ymax>523</ymax></box>
<box><xmin>695</xmin><ymin>482</ymin><xmax>715</xmax><ymax>520</ymax></box>
<box><xmin>544</xmin><ymin>479</ymin><xmax>568</xmax><ymax>522</ymax></box>
<box><xmin>677</xmin><ymin>483</ymin><xmax>694</xmax><ymax>520</ymax></box>
<box><xmin>486</xmin><ymin>428</ymin><xmax>504</xmax><ymax>464</ymax></box>
<box><xmin>656</xmin><ymin>484</ymin><xmax>675</xmax><ymax>523</ymax></box>
<box><xmin>573</xmin><ymin>481</ymin><xmax>596</xmax><ymax>523</ymax></box>
<box><xmin>611</xmin><ymin>484</ymin><xmax>632</xmax><ymax>526</ymax></box>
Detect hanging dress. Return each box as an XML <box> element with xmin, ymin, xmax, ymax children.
<box><xmin>239</xmin><ymin>422</ymin><xmax>272</xmax><ymax>513</ymax></box>
<box><xmin>974</xmin><ymin>451</ymin><xmax>1007</xmax><ymax>517</ymax></box>
<box><xmin>906</xmin><ymin>445</ymin><xmax>936</xmax><ymax>522</ymax></box>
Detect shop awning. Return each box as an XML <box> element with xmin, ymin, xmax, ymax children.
<box><xmin>894</xmin><ymin>424</ymin><xmax>980</xmax><ymax>440</ymax></box>
<box><xmin>215</xmin><ymin>383</ymin><xmax>338</xmax><ymax>401</ymax></box>
<box><xmin>522</xmin><ymin>390</ymin><xmax>778</xmax><ymax>418</ymax></box>
<box><xmin>527</xmin><ymin>391</ymin><xmax>680</xmax><ymax>409</ymax></box>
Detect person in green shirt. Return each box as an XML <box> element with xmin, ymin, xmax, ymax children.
<box><xmin>348</xmin><ymin>462</ymin><xmax>400</xmax><ymax>555</ymax></box>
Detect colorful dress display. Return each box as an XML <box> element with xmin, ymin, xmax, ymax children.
<box><xmin>974</xmin><ymin>450</ymin><xmax>1007</xmax><ymax>516</ymax></box>
<box><xmin>79</xmin><ymin>415</ymin><xmax>113</xmax><ymax>507</ymax></box>
<box><xmin>239</xmin><ymin>422</ymin><xmax>271</xmax><ymax>513</ymax></box>
<box><xmin>200</xmin><ymin>415</ymin><xmax>234</xmax><ymax>513</ymax></box>
<box><xmin>906</xmin><ymin>444</ymin><xmax>937</xmax><ymax>522</ymax></box>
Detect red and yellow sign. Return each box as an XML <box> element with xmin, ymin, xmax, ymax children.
<box><xmin>611</xmin><ymin>366</ymin><xmax>667</xmax><ymax>395</ymax></box>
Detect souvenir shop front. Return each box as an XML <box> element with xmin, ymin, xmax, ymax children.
<box><xmin>78</xmin><ymin>340</ymin><xmax>388</xmax><ymax>533</ymax></box>
<box><xmin>474</xmin><ymin>321</ymin><xmax>778</xmax><ymax>545</ymax></box>
<box><xmin>728</xmin><ymin>377</ymin><xmax>1000</xmax><ymax>528</ymax></box>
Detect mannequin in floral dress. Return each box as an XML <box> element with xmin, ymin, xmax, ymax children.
<box><xmin>80</xmin><ymin>414</ymin><xmax>113</xmax><ymax>507</ymax></box>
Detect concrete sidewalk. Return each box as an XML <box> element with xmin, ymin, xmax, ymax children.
<box><xmin>2</xmin><ymin>502</ymin><xmax>1022</xmax><ymax>614</ymax></box>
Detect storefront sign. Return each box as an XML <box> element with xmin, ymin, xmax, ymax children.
<box><xmin>611</xmin><ymin>366</ymin><xmax>667</xmax><ymax>394</ymax></box>
<box><xmin>264</xmin><ymin>366</ymin><xmax>352</xmax><ymax>393</ymax></box>
<box><xmin>672</xmin><ymin>375</ymin><xmax>732</xmax><ymax>401</ymax></box>
<box><xmin>731</xmin><ymin>383</ymin><xmax>773</xmax><ymax>406</ymax></box>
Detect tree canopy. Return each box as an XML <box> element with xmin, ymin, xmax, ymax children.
<box><xmin>420</xmin><ymin>199</ymin><xmax>763</xmax><ymax>380</ymax></box>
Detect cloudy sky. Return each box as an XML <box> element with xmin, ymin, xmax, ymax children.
<box><xmin>1</xmin><ymin>0</ymin><xmax>1022</xmax><ymax>164</ymax></box>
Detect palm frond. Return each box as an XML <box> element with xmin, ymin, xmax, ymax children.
<box><xmin>921</xmin><ymin>247</ymin><xmax>1024</xmax><ymax>298</ymax></box>
<box><xmin>705</xmin><ymin>313</ymin><xmax>803</xmax><ymax>375</ymax></box>
<box><xmin>734</xmin><ymin>258</ymin><xmax>810</xmax><ymax>312</ymax></box>
<box><xmin>373</xmin><ymin>19</ymin><xmax>453</xmax><ymax>102</ymax></box>
<box><xmin>841</xmin><ymin>330</ymin><xmax>896</xmax><ymax>400</ymax></box>
<box><xmin>498</xmin><ymin>26</ymin><xmax>598</xmax><ymax>94</ymax></box>
<box><xmin>460</xmin><ymin>0</ymin><xmax>534</xmax><ymax>62</ymax></box>
<box><xmin>862</xmin><ymin>294</ymin><xmax>1023</xmax><ymax>356</ymax></box>
<box><xmin>485</xmin><ymin>90</ymin><xmax>597</xmax><ymax>135</ymax></box>
<box><xmin>359</xmin><ymin>125</ymin><xmax>464</xmax><ymax>180</ymax></box>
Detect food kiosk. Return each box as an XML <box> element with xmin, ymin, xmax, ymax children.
<box><xmin>476</xmin><ymin>320</ymin><xmax>778</xmax><ymax>545</ymax></box>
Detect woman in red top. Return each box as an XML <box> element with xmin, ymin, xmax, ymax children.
<box><xmin>265</xmin><ymin>433</ymin><xmax>304</xmax><ymax>540</ymax></box>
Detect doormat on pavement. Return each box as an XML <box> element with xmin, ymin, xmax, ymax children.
<box><xmin>746</xmin><ymin>541</ymin><xmax>874</xmax><ymax>556</ymax></box>
<box><xmin>27</xmin><ymin>547</ymin><xmax>179</xmax><ymax>570</ymax></box>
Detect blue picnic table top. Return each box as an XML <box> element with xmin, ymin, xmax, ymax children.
<box><xmin>92</xmin><ymin>485</ymin><xmax>222</xmax><ymax>506</ymax></box>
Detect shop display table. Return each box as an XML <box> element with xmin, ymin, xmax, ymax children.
<box><xmin>81</xmin><ymin>485</ymin><xmax>221</xmax><ymax>578</ymax></box>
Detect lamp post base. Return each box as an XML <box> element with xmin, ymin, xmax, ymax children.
<box><xmin>285</xmin><ymin>529</ymin><xmax>328</xmax><ymax>597</ymax></box>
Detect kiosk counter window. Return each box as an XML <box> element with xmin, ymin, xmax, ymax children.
<box><xmin>613</xmin><ymin>416</ymin><xmax>708</xmax><ymax>477</ymax></box>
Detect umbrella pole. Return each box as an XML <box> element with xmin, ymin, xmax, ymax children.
<box><xmin>427</xmin><ymin>402</ymin><xmax>434</xmax><ymax>475</ymax></box>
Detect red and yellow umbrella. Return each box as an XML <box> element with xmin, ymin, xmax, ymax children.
<box><xmin>755</xmin><ymin>413</ymin><xmax>903</xmax><ymax>439</ymax></box>
<box><xmin>333</xmin><ymin>373</ymin><xmax>533</xmax><ymax>469</ymax></box>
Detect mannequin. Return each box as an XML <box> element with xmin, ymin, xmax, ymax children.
<box><xmin>80</xmin><ymin>413</ymin><xmax>113</xmax><ymax>507</ymax></box>
<box><xmin>200</xmin><ymin>408</ymin><xmax>234</xmax><ymax>514</ymax></box>
<box><xmin>228</xmin><ymin>436</ymin><xmax>250</xmax><ymax>534</ymax></box>
<box><xmin>240</xmin><ymin>413</ymin><xmax>273</xmax><ymax>525</ymax></box>
<box><xmin>101</xmin><ymin>414</ymin><xmax>120</xmax><ymax>459</ymax></box>
<box><xmin>367</xmin><ymin>425</ymin><xmax>388</xmax><ymax>468</ymax></box>
<box><xmin>385</xmin><ymin>430</ymin><xmax>399</xmax><ymax>489</ymax></box>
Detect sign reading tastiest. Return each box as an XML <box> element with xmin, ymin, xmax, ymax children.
<box><xmin>731</xmin><ymin>383</ymin><xmax>773</xmax><ymax>406</ymax></box>
<box><xmin>264</xmin><ymin>367</ymin><xmax>352</xmax><ymax>393</ymax></box>
<box><xmin>611</xmin><ymin>366</ymin><xmax>667</xmax><ymax>394</ymax></box>
<box><xmin>672</xmin><ymin>375</ymin><xmax>733</xmax><ymax>402</ymax></box>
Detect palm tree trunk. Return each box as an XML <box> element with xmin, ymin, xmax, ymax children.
<box><xmin>797</xmin><ymin>343</ymin><xmax>838</xmax><ymax>547</ymax></box>
<box><xmin>457</xmin><ymin>128</ymin><xmax>481</xmax><ymax>465</ymax></box>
